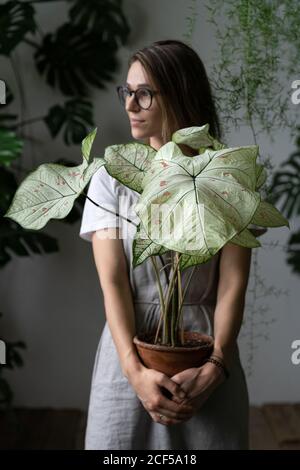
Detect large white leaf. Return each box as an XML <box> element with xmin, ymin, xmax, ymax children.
<box><xmin>132</xmin><ymin>222</ymin><xmax>169</xmax><ymax>267</ymax></box>
<box><xmin>230</xmin><ymin>227</ymin><xmax>262</xmax><ymax>248</ymax></box>
<box><xmin>104</xmin><ymin>142</ymin><xmax>156</xmax><ymax>193</ymax></box>
<box><xmin>4</xmin><ymin>128</ymin><xmax>106</xmax><ymax>230</ymax></box>
<box><xmin>134</xmin><ymin>141</ymin><xmax>261</xmax><ymax>258</ymax></box>
<box><xmin>132</xmin><ymin>221</ymin><xmax>209</xmax><ymax>270</ymax></box>
<box><xmin>252</xmin><ymin>200</ymin><xmax>290</xmax><ymax>227</ymax></box>
<box><xmin>172</xmin><ymin>123</ymin><xmax>226</xmax><ymax>151</ymax></box>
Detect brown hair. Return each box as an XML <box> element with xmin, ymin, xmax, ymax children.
<box><xmin>128</xmin><ymin>39</ymin><xmax>222</xmax><ymax>152</ymax></box>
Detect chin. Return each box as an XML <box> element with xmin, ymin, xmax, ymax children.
<box><xmin>131</xmin><ymin>128</ymin><xmax>148</xmax><ymax>140</ymax></box>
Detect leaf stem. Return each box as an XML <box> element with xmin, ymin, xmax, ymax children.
<box><xmin>81</xmin><ymin>190</ymin><xmax>138</xmax><ymax>227</ymax></box>
<box><xmin>151</xmin><ymin>256</ymin><xmax>166</xmax><ymax>344</ymax></box>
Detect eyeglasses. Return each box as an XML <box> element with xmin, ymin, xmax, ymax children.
<box><xmin>116</xmin><ymin>85</ymin><xmax>159</xmax><ymax>110</ymax></box>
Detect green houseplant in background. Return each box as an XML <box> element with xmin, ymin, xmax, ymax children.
<box><xmin>0</xmin><ymin>0</ymin><xmax>130</xmax><ymax>264</ymax></box>
<box><xmin>182</xmin><ymin>0</ymin><xmax>300</xmax><ymax>375</ymax></box>
<box><xmin>268</xmin><ymin>126</ymin><xmax>300</xmax><ymax>275</ymax></box>
<box><xmin>0</xmin><ymin>0</ymin><xmax>130</xmax><ymax>405</ymax></box>
<box><xmin>4</xmin><ymin>125</ymin><xmax>289</xmax><ymax>376</ymax></box>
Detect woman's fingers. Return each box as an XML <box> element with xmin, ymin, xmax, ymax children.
<box><xmin>158</xmin><ymin>374</ymin><xmax>187</xmax><ymax>401</ymax></box>
<box><xmin>146</xmin><ymin>393</ymin><xmax>194</xmax><ymax>423</ymax></box>
<box><xmin>157</xmin><ymin>407</ymin><xmax>194</xmax><ymax>422</ymax></box>
<box><xmin>159</xmin><ymin>395</ymin><xmax>193</xmax><ymax>416</ymax></box>
<box><xmin>149</xmin><ymin>411</ymin><xmax>182</xmax><ymax>425</ymax></box>
<box><xmin>135</xmin><ymin>369</ymin><xmax>196</xmax><ymax>425</ymax></box>
<box><xmin>138</xmin><ymin>389</ymin><xmax>192</xmax><ymax>417</ymax></box>
<box><xmin>149</xmin><ymin>410</ymin><xmax>193</xmax><ymax>426</ymax></box>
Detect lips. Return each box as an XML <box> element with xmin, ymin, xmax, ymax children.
<box><xmin>131</xmin><ymin>119</ymin><xmax>145</xmax><ymax>126</ymax></box>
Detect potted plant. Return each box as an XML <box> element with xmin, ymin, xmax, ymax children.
<box><xmin>4</xmin><ymin>124</ymin><xmax>289</xmax><ymax>377</ymax></box>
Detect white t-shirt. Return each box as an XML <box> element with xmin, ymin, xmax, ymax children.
<box><xmin>79</xmin><ymin>165</ymin><xmax>122</xmax><ymax>242</ymax></box>
<box><xmin>79</xmin><ymin>165</ymin><xmax>155</xmax><ymax>300</ymax></box>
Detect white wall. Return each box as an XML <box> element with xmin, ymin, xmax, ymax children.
<box><xmin>0</xmin><ymin>0</ymin><xmax>299</xmax><ymax>409</ymax></box>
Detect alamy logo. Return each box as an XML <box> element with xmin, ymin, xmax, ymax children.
<box><xmin>96</xmin><ymin>197</ymin><xmax>207</xmax><ymax>249</ymax></box>
<box><xmin>291</xmin><ymin>340</ymin><xmax>300</xmax><ymax>365</ymax></box>
<box><xmin>0</xmin><ymin>340</ymin><xmax>6</xmax><ymax>365</ymax></box>
<box><xmin>291</xmin><ymin>80</ymin><xmax>300</xmax><ymax>105</ymax></box>
<box><xmin>0</xmin><ymin>79</ymin><xmax>6</xmax><ymax>104</ymax></box>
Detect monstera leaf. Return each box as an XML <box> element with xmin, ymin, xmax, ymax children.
<box><xmin>4</xmin><ymin>128</ymin><xmax>105</xmax><ymax>230</ymax></box>
<box><xmin>267</xmin><ymin>128</ymin><xmax>300</xmax><ymax>274</ymax></box>
<box><xmin>34</xmin><ymin>23</ymin><xmax>120</xmax><ymax>97</ymax></box>
<box><xmin>44</xmin><ymin>99</ymin><xmax>94</xmax><ymax>145</ymax></box>
<box><xmin>68</xmin><ymin>0</ymin><xmax>130</xmax><ymax>46</ymax></box>
<box><xmin>0</xmin><ymin>129</ymin><xmax>23</xmax><ymax>167</ymax></box>
<box><xmin>0</xmin><ymin>217</ymin><xmax>59</xmax><ymax>267</ymax></box>
<box><xmin>286</xmin><ymin>229</ymin><xmax>300</xmax><ymax>275</ymax></box>
<box><xmin>268</xmin><ymin>134</ymin><xmax>300</xmax><ymax>219</ymax></box>
<box><xmin>134</xmin><ymin>141</ymin><xmax>289</xmax><ymax>262</ymax></box>
<box><xmin>0</xmin><ymin>1</ymin><xmax>36</xmax><ymax>56</ymax></box>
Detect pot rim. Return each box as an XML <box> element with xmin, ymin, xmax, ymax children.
<box><xmin>133</xmin><ymin>331</ymin><xmax>214</xmax><ymax>352</ymax></box>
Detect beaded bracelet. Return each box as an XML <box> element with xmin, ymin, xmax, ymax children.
<box><xmin>210</xmin><ymin>353</ymin><xmax>230</xmax><ymax>373</ymax></box>
<box><xmin>205</xmin><ymin>357</ymin><xmax>230</xmax><ymax>379</ymax></box>
<box><xmin>210</xmin><ymin>353</ymin><xmax>226</xmax><ymax>364</ymax></box>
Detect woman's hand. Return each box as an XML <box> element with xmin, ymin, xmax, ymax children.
<box><xmin>128</xmin><ymin>365</ymin><xmax>195</xmax><ymax>426</ymax></box>
<box><xmin>170</xmin><ymin>361</ymin><xmax>226</xmax><ymax>413</ymax></box>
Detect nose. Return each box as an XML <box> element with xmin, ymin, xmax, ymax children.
<box><xmin>125</xmin><ymin>94</ymin><xmax>140</xmax><ymax>113</ymax></box>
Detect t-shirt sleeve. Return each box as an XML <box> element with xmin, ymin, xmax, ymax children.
<box><xmin>79</xmin><ymin>165</ymin><xmax>120</xmax><ymax>242</ymax></box>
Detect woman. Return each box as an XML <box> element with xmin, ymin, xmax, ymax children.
<box><xmin>79</xmin><ymin>39</ymin><xmax>252</xmax><ymax>450</ymax></box>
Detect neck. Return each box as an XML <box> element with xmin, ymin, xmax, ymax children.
<box><xmin>149</xmin><ymin>136</ymin><xmax>164</xmax><ymax>151</ymax></box>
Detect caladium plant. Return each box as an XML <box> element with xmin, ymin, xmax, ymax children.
<box><xmin>4</xmin><ymin>124</ymin><xmax>289</xmax><ymax>347</ymax></box>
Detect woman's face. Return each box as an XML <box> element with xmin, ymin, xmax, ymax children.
<box><xmin>125</xmin><ymin>60</ymin><xmax>163</xmax><ymax>150</ymax></box>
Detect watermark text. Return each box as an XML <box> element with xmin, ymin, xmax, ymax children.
<box><xmin>0</xmin><ymin>340</ymin><xmax>6</xmax><ymax>365</ymax></box>
<box><xmin>291</xmin><ymin>339</ymin><xmax>300</xmax><ymax>365</ymax></box>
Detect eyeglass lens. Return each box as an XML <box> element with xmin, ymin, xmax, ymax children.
<box><xmin>118</xmin><ymin>87</ymin><xmax>152</xmax><ymax>109</ymax></box>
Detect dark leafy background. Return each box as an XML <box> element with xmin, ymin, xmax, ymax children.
<box><xmin>0</xmin><ymin>0</ymin><xmax>130</xmax><ymax>408</ymax></box>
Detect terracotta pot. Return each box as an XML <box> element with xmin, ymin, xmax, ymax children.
<box><xmin>133</xmin><ymin>330</ymin><xmax>214</xmax><ymax>377</ymax></box>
